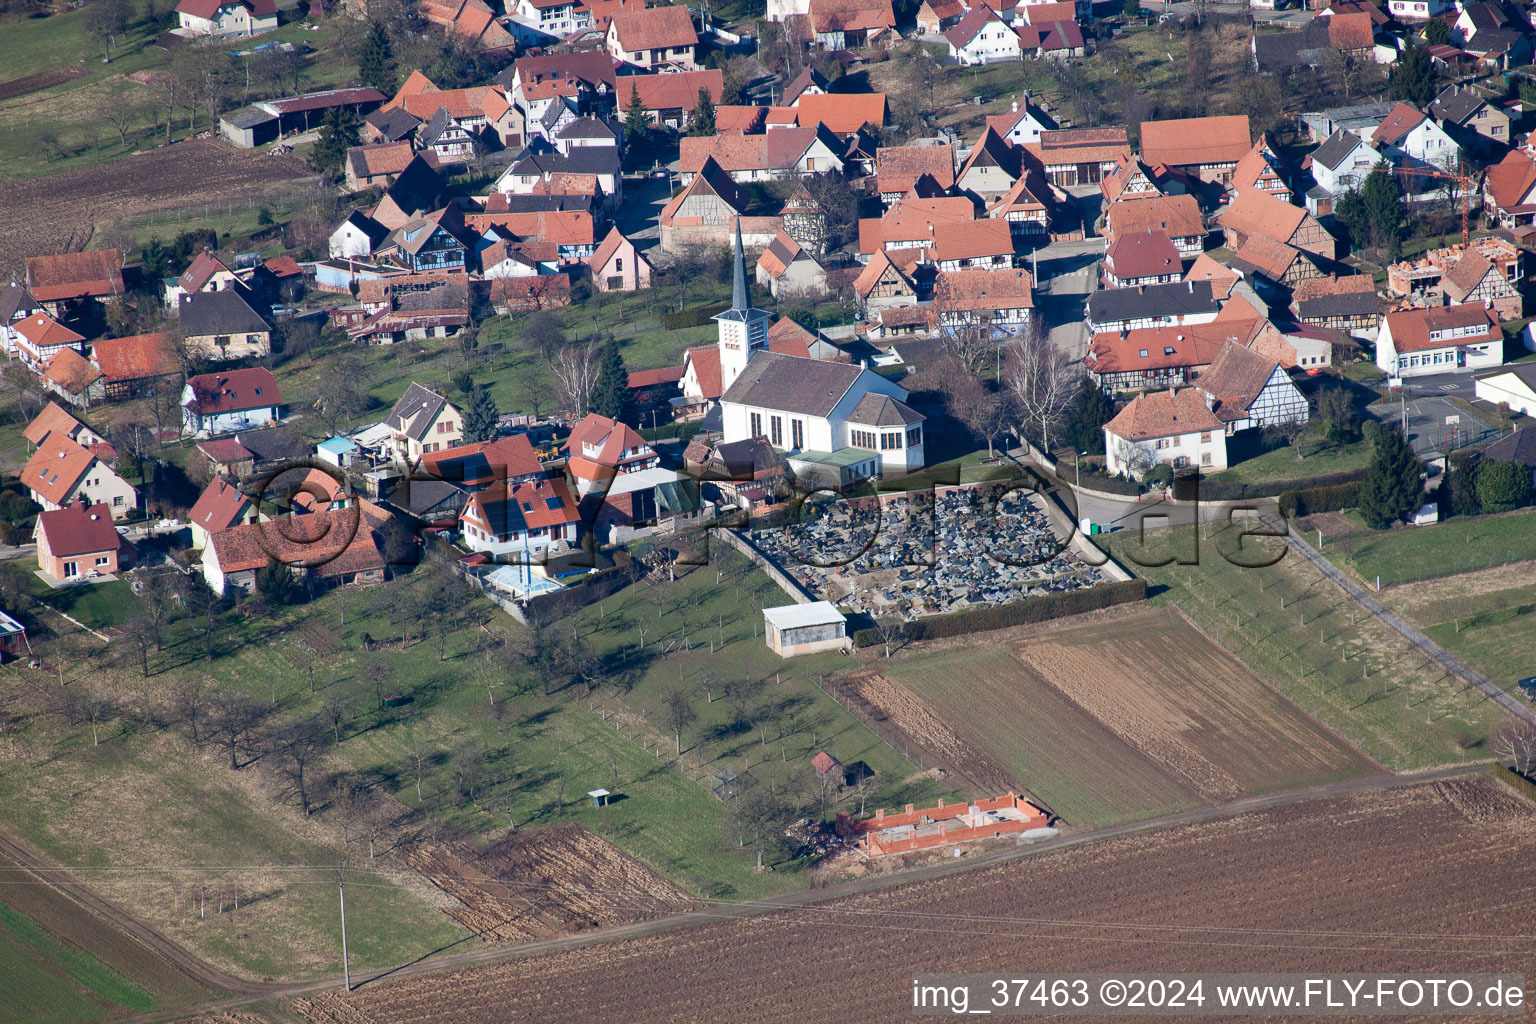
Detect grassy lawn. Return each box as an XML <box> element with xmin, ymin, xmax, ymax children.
<box><xmin>24</xmin><ymin>576</ymin><xmax>135</xmax><ymax>632</ymax></box>
<box><xmin>1099</xmin><ymin>522</ymin><xmax>1515</xmax><ymax>769</ymax></box>
<box><xmin>1205</xmin><ymin>438</ymin><xmax>1371</xmax><ymax>487</ymax></box>
<box><xmin>1383</xmin><ymin>578</ymin><xmax>1536</xmax><ymax>695</ymax></box>
<box><xmin>0</xmin><ymin>904</ymin><xmax>159</xmax><ymax>1024</ymax></box>
<box><xmin>1316</xmin><ymin>508</ymin><xmax>1536</xmax><ymax>586</ymax></box>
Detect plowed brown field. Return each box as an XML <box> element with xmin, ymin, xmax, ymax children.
<box><xmin>848</xmin><ymin>607</ymin><xmax>1378</xmax><ymax>826</ymax></box>
<box><xmin>293</xmin><ymin>780</ymin><xmax>1536</xmax><ymax>1024</ymax></box>
<box><xmin>402</xmin><ymin>825</ymin><xmax>698</xmax><ymax>943</ymax></box>
<box><xmin>0</xmin><ymin>138</ymin><xmax>312</xmax><ymax>276</ymax></box>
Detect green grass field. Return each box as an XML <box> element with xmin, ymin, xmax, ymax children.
<box><xmin>1385</xmin><ymin>579</ymin><xmax>1536</xmax><ymax>695</ymax></box>
<box><xmin>24</xmin><ymin>577</ymin><xmax>135</xmax><ymax>632</ymax></box>
<box><xmin>0</xmin><ymin>904</ymin><xmax>158</xmax><ymax>1024</ymax></box>
<box><xmin>1314</xmin><ymin>508</ymin><xmax>1536</xmax><ymax>586</ymax></box>
<box><xmin>1101</xmin><ymin>523</ymin><xmax>1516</xmax><ymax>768</ymax></box>
<box><xmin>1205</xmin><ymin>438</ymin><xmax>1372</xmax><ymax>487</ymax></box>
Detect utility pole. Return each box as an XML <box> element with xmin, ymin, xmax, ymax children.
<box><xmin>338</xmin><ymin>859</ymin><xmax>351</xmax><ymax>992</ymax></box>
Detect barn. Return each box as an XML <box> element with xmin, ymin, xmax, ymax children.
<box><xmin>762</xmin><ymin>601</ymin><xmax>848</xmax><ymax>657</ymax></box>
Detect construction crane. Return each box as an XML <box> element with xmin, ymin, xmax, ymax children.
<box><xmin>1392</xmin><ymin>163</ymin><xmax>1481</xmax><ymax>248</ymax></box>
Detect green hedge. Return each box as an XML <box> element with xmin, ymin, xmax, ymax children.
<box><xmin>854</xmin><ymin>580</ymin><xmax>1146</xmax><ymax>646</ymax></box>
<box><xmin>1195</xmin><ymin>467</ymin><xmax>1369</xmax><ymax>502</ymax></box>
<box><xmin>1278</xmin><ymin>480</ymin><xmax>1363</xmax><ymax>518</ymax></box>
<box><xmin>661</xmin><ymin>303</ymin><xmax>729</xmax><ymax>330</ymax></box>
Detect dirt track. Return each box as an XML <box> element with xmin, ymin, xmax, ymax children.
<box><xmin>0</xmin><ymin>138</ymin><xmax>312</xmax><ymax>277</ymax></box>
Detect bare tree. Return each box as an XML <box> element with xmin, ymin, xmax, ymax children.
<box><xmin>273</xmin><ymin>719</ymin><xmax>325</xmax><ymax>815</ymax></box>
<box><xmin>931</xmin><ymin>276</ymin><xmax>996</xmax><ymax>379</ymax></box>
<box><xmin>212</xmin><ymin>693</ymin><xmax>258</xmax><ymax>770</ymax></box>
<box><xmin>656</xmin><ymin>245</ymin><xmax>714</xmax><ymax>311</ymax></box>
<box><xmin>171</xmin><ymin>679</ymin><xmax>207</xmax><ymax>744</ymax></box>
<box><xmin>1496</xmin><ymin>723</ymin><xmax>1536</xmax><ymax>778</ymax></box>
<box><xmin>321</xmin><ymin>691</ymin><xmax>348</xmax><ymax>744</ymax></box>
<box><xmin>872</xmin><ymin>617</ymin><xmax>904</xmax><ymax>658</ymax></box>
<box><xmin>550</xmin><ymin>341</ymin><xmax>600</xmax><ymax>419</ymax></box>
<box><xmin>1003</xmin><ymin>321</ymin><xmax>1077</xmax><ymax>453</ymax></box>
<box><xmin>660</xmin><ymin>687</ymin><xmax>697</xmax><ymax>755</ymax></box>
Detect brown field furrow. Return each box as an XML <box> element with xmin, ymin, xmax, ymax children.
<box><xmin>0</xmin><ymin>138</ymin><xmax>312</xmax><ymax>277</ymax></box>
<box><xmin>403</xmin><ymin>825</ymin><xmax>698</xmax><ymax>943</ymax></box>
<box><xmin>292</xmin><ymin>781</ymin><xmax>1536</xmax><ymax>1024</ymax></box>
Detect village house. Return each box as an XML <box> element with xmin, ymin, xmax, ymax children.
<box><xmin>460</xmin><ymin>476</ymin><xmax>581</xmax><ymax>555</ymax></box>
<box><xmin>1232</xmin><ymin>138</ymin><xmax>1292</xmax><ymax>201</ymax></box>
<box><xmin>1085</xmin><ymin>279</ymin><xmax>1225</xmax><ymax>334</ymax></box>
<box><xmin>420</xmin><ymin>0</ymin><xmax>517</xmax><ymax>51</ymax></box>
<box><xmin>174</xmin><ymin>0</ymin><xmax>277</xmax><ymax>37</ymax></box>
<box><xmin>987</xmin><ymin>171</ymin><xmax>1061</xmax><ymax>242</ymax></box>
<box><xmin>508</xmin><ymin>0</ymin><xmax>588</xmax><ymax>37</ymax></box>
<box><xmin>587</xmin><ymin>228</ymin><xmax>652</xmax><ymax>291</ymax></box>
<box><xmin>779</xmin><ymin>183</ymin><xmax>830</xmax><ymax>255</ymax></box>
<box><xmin>34</xmin><ymin>501</ymin><xmax>129</xmax><ymax>583</ymax></box>
<box><xmin>1102</xmin><ymin>231</ymin><xmax>1183</xmax><ymax>288</ymax></box>
<box><xmin>683</xmin><ymin>435</ymin><xmax>789</xmax><ymax>509</ymax></box>
<box><xmin>1084</xmin><ymin>317</ymin><xmax>1259</xmax><ymax>392</ymax></box>
<box><xmin>182</xmin><ymin>367</ymin><xmax>283</xmax><ymax>437</ymax></box>
<box><xmin>563</xmin><ymin>412</ymin><xmax>660</xmax><ymax>495</ymax></box>
<box><xmin>187</xmin><ymin>477</ymin><xmax>258</xmax><ymax>550</ymax></box>
<box><xmin>614</xmin><ymin>69</ymin><xmax>723</xmax><ymax>133</ymax></box>
<box><xmin>381</xmin><ymin>73</ymin><xmax>521</xmax><ymax>147</ymax></box>
<box><xmin>377</xmin><ymin>208</ymin><xmax>472</xmax><ymax>274</ymax></box>
<box><xmin>1483</xmin><ymin>147</ymin><xmax>1536</xmax><ymax>230</ymax></box>
<box><xmin>1229</xmin><ymin>234</ymin><xmax>1322</xmax><ymax>292</ymax></box>
<box><xmin>930</xmin><ymin>219</ymin><xmax>1016</xmax><ymax>272</ymax></box>
<box><xmin>794</xmin><ymin>92</ymin><xmax>888</xmax><ymax>137</ymax></box>
<box><xmin>420</xmin><ymin>434</ymin><xmax>545</xmax><ymax>492</ymax></box>
<box><xmin>89</xmin><ymin>332</ymin><xmax>179</xmax><ymax>400</ymax></box>
<box><xmin>875</xmin><ymin>144</ymin><xmax>957</xmax><ymax>206</ymax></box>
<box><xmin>807</xmin><ymin>0</ymin><xmax>896</xmax><ymax>48</ymax></box>
<box><xmin>1103</xmin><ymin>388</ymin><xmax>1229</xmax><ymax>477</ymax></box>
<box><xmin>343</xmin><ymin>141</ymin><xmax>418</xmax><ymax>192</ymax></box>
<box><xmin>853</xmin><ymin>248</ymin><xmax>923</xmax><ymax>314</ymax></box>
<box><xmin>371</xmin><ymin>156</ymin><xmax>448</xmax><ymax>231</ymax></box>
<box><xmin>858</xmin><ymin>196</ymin><xmax>975</xmax><ymax>260</ymax></box>
<box><xmin>1307</xmin><ymin>129</ymin><xmax>1383</xmax><ymax>200</ymax></box>
<box><xmin>1139</xmin><ymin>115</ymin><xmax>1252</xmax><ymax>185</ymax></box>
<box><xmin>955</xmin><ymin>128</ymin><xmax>1021</xmax><ymax>201</ymax></box>
<box><xmin>1192</xmin><ymin>342</ymin><xmax>1310</xmax><ymax>434</ymax></box>
<box><xmin>329</xmin><ymin>211</ymin><xmax>391</xmax><ymax>260</ymax></box>
<box><xmin>945</xmin><ymin>4</ymin><xmax>1023</xmax><ymax>64</ymax></box>
<box><xmin>1386</xmin><ymin>0</ymin><xmax>1447</xmax><ymax>20</ymax></box>
<box><xmin>1100</xmin><ymin>155</ymin><xmax>1179</xmax><ymax>205</ymax></box>
<box><xmin>1104</xmin><ymin>195</ymin><xmax>1206</xmax><ymax>257</ymax></box>
<box><xmin>756</xmin><ymin>230</ymin><xmax>829</xmax><ymax>300</ymax></box>
<box><xmin>385</xmin><ymin>383</ymin><xmax>462</xmax><ymax>461</ymax></box>
<box><xmin>196</xmin><ymin>437</ymin><xmax>256</xmax><ymax>480</ymax></box>
<box><xmin>0</xmin><ymin>284</ymin><xmax>42</xmax><ymax>359</ymax></box>
<box><xmin>985</xmin><ymin>94</ymin><xmax>1058</xmax><ymax>146</ymax></box>
<box><xmin>10</xmin><ymin>312</ymin><xmax>85</xmax><ymax>371</ymax></box>
<box><xmin>1025</xmin><ymin>128</ymin><xmax>1130</xmax><ymax>186</ymax></box>
<box><xmin>931</xmin><ymin>267</ymin><xmax>1034</xmax><ymax>333</ymax></box>
<box><xmin>23</xmin><ymin>401</ymin><xmax>103</xmax><ymax>451</ymax></box>
<box><xmin>1376</xmin><ymin>302</ymin><xmax>1503</xmax><ymax>378</ymax></box>
<box><xmin>1217</xmin><ymin>187</ymin><xmax>1336</xmax><ymax>260</ymax></box>
<box><xmin>21</xmin><ymin>434</ymin><xmax>138</xmax><ymax>517</ymax></box>
<box><xmin>1015</xmin><ymin>18</ymin><xmax>1084</xmax><ymax>60</ymax></box>
<box><xmin>678</xmin><ymin>126</ymin><xmax>844</xmax><ymax>184</ymax></box>
<box><xmin>1429</xmin><ymin>86</ymin><xmax>1511</xmax><ymax>150</ymax></box>
<box><xmin>605</xmin><ymin>5</ymin><xmax>698</xmax><ymax>70</ymax></box>
<box><xmin>42</xmin><ymin>349</ymin><xmax>104</xmax><ymax>408</ymax></box>
<box><xmin>177</xmin><ymin>289</ymin><xmax>273</xmax><ymax>360</ymax></box>
<box><xmin>1370</xmin><ymin>101</ymin><xmax>1460</xmax><ymax>172</ymax></box>
<box><xmin>1291</xmin><ymin>275</ymin><xmax>1380</xmax><ymax>335</ymax></box>
<box><xmin>24</xmin><ymin>249</ymin><xmax>124</xmax><ymax>320</ymax></box>
<box><xmin>163</xmin><ymin>251</ymin><xmax>241</xmax><ymax>309</ymax></box>
<box><xmin>493</xmin><ymin>147</ymin><xmax>622</xmax><ymax>206</ymax></box>
<box><xmin>202</xmin><ymin>506</ymin><xmax>386</xmax><ymax>596</ymax></box>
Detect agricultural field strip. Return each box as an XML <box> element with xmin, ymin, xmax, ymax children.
<box><xmin>111</xmin><ymin>762</ymin><xmax>1491</xmax><ymax>1021</ymax></box>
<box><xmin>1285</xmin><ymin>527</ymin><xmax>1536</xmax><ymax>728</ymax></box>
<box><xmin>291</xmin><ymin>778</ymin><xmax>1536</xmax><ymax>1024</ymax></box>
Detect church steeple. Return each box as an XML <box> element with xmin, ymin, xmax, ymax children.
<box><xmin>731</xmin><ymin>218</ymin><xmax>748</xmax><ymax>311</ymax></box>
<box><xmin>712</xmin><ymin>217</ymin><xmax>773</xmax><ymax>395</ymax></box>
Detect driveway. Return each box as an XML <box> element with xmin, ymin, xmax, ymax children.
<box><xmin>616</xmin><ymin>174</ymin><xmax>673</xmax><ymax>252</ymax></box>
<box><xmin>1030</xmin><ymin>236</ymin><xmax>1103</xmax><ymax>363</ymax></box>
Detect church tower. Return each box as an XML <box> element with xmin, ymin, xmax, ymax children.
<box><xmin>713</xmin><ymin>218</ymin><xmax>772</xmax><ymax>394</ymax></box>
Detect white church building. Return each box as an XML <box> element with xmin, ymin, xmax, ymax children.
<box><xmin>707</xmin><ymin>222</ymin><xmax>926</xmax><ymax>488</ymax></box>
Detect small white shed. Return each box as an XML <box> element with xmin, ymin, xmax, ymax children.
<box><xmin>763</xmin><ymin>601</ymin><xmax>849</xmax><ymax>657</ymax></box>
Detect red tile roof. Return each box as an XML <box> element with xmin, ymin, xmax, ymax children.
<box><xmin>930</xmin><ymin>218</ymin><xmax>1014</xmax><ymax>262</ymax></box>
<box><xmin>1484</xmin><ymin>148</ymin><xmax>1536</xmax><ymax>210</ymax></box>
<box><xmin>1139</xmin><ymin>115</ymin><xmax>1251</xmax><ymax>168</ymax></box>
<box><xmin>36</xmin><ymin>501</ymin><xmax>120</xmax><ymax>557</ymax></box>
<box><xmin>189</xmin><ymin>477</ymin><xmax>252</xmax><ymax>534</ymax></box>
<box><xmin>875</xmin><ymin>144</ymin><xmax>955</xmax><ymax>194</ymax></box>
<box><xmin>1217</xmin><ymin>187</ymin><xmax>1308</xmax><ymax>245</ymax></box>
<box><xmin>22</xmin><ymin>434</ymin><xmax>100</xmax><ymax>506</ymax></box>
<box><xmin>1105</xmin><ymin>230</ymin><xmax>1181</xmax><ymax>279</ymax></box>
<box><xmin>1105</xmin><ymin>387</ymin><xmax>1223</xmax><ymax>441</ymax></box>
<box><xmin>197</xmin><ymin>438</ymin><xmax>255</xmax><ymax>464</ymax></box>
<box><xmin>208</xmin><ymin>507</ymin><xmax>384</xmax><ymax>576</ymax></box>
<box><xmin>795</xmin><ymin>92</ymin><xmax>887</xmax><ymax>135</ymax></box>
<box><xmin>23</xmin><ymin>402</ymin><xmax>86</xmax><ymax>446</ymax></box>
<box><xmin>609</xmin><ymin>4</ymin><xmax>696</xmax><ymax>52</ymax></box>
<box><xmin>14</xmin><ymin>313</ymin><xmax>85</xmax><ymax>351</ymax></box>
<box><xmin>25</xmin><ymin>249</ymin><xmax>125</xmax><ymax>303</ymax></box>
<box><xmin>619</xmin><ymin>69</ymin><xmax>723</xmax><ymax>112</ymax></box>
<box><xmin>627</xmin><ymin>365</ymin><xmax>685</xmax><ymax>388</ymax></box>
<box><xmin>1105</xmin><ymin>194</ymin><xmax>1204</xmax><ymax>240</ymax></box>
<box><xmin>1371</xmin><ymin>102</ymin><xmax>1426</xmax><ymax>147</ymax></box>
<box><xmin>90</xmin><ymin>332</ymin><xmax>177</xmax><ymax>384</ymax></box>
<box><xmin>1382</xmin><ymin>302</ymin><xmax>1499</xmax><ymax>354</ymax></box>
<box><xmin>43</xmin><ymin>348</ymin><xmax>101</xmax><ymax>394</ymax></box>
<box><xmin>808</xmin><ymin>0</ymin><xmax>895</xmax><ymax>33</ymax></box>
<box><xmin>178</xmin><ymin>251</ymin><xmax>232</xmax><ymax>293</ymax></box>
<box><xmin>183</xmin><ymin>368</ymin><xmax>282</xmax><ymax>415</ymax></box>
<box><xmin>420</xmin><ymin>434</ymin><xmax>542</xmax><ymax>485</ymax></box>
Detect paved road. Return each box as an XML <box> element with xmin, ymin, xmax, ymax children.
<box><xmin>1032</xmin><ymin>236</ymin><xmax>1103</xmax><ymax>363</ymax></box>
<box><xmin>112</xmin><ymin>761</ymin><xmax>1498</xmax><ymax>1023</ymax></box>
<box><xmin>1278</xmin><ymin>518</ymin><xmax>1536</xmax><ymax>727</ymax></box>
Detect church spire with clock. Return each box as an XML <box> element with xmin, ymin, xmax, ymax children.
<box><xmin>712</xmin><ymin>218</ymin><xmax>772</xmax><ymax>394</ymax></box>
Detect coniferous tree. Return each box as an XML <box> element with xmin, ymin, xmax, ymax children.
<box><xmin>624</xmin><ymin>87</ymin><xmax>649</xmax><ymax>159</ymax></box>
<box><xmin>1064</xmin><ymin>378</ymin><xmax>1115</xmax><ymax>456</ymax></box>
<box><xmin>1357</xmin><ymin>422</ymin><xmax>1423</xmax><ymax>529</ymax></box>
<box><xmin>689</xmin><ymin>88</ymin><xmax>716</xmax><ymax>137</ymax></box>
<box><xmin>358</xmin><ymin>23</ymin><xmax>396</xmax><ymax>94</ymax></box>
<box><xmin>1361</xmin><ymin>168</ymin><xmax>1404</xmax><ymax>261</ymax></box>
<box><xmin>1389</xmin><ymin>45</ymin><xmax>1436</xmax><ymax>106</ymax></box>
<box><xmin>461</xmin><ymin>384</ymin><xmax>500</xmax><ymax>444</ymax></box>
<box><xmin>592</xmin><ymin>340</ymin><xmax>630</xmax><ymax>423</ymax></box>
<box><xmin>309</xmin><ymin>107</ymin><xmax>361</xmax><ymax>176</ymax></box>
